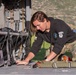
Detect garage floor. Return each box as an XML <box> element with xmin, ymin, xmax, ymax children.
<box><xmin>0</xmin><ymin>63</ymin><xmax>76</xmax><ymax>75</ymax></box>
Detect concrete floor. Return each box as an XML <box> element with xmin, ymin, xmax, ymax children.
<box><xmin>0</xmin><ymin>64</ymin><xmax>76</xmax><ymax>75</ymax></box>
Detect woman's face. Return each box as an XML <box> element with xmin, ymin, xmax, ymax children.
<box><xmin>33</xmin><ymin>19</ymin><xmax>47</xmax><ymax>32</ymax></box>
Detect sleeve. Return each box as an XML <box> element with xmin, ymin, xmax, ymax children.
<box><xmin>30</xmin><ymin>32</ymin><xmax>43</xmax><ymax>55</ymax></box>
<box><xmin>53</xmin><ymin>20</ymin><xmax>68</xmax><ymax>54</ymax></box>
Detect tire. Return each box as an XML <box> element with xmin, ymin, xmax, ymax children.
<box><xmin>12</xmin><ymin>45</ymin><xmax>26</xmax><ymax>62</ymax></box>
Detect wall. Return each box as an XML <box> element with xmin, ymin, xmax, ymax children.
<box><xmin>0</xmin><ymin>3</ymin><xmax>5</xmax><ymax>28</ymax></box>
<box><xmin>32</xmin><ymin>0</ymin><xmax>76</xmax><ymax>28</ymax></box>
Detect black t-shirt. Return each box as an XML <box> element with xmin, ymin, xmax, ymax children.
<box><xmin>30</xmin><ymin>17</ymin><xmax>76</xmax><ymax>55</ymax></box>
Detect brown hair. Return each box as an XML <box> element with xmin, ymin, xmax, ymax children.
<box><xmin>30</xmin><ymin>11</ymin><xmax>49</xmax><ymax>32</ymax></box>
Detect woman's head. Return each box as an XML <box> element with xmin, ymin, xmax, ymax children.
<box><xmin>30</xmin><ymin>11</ymin><xmax>49</xmax><ymax>32</ymax></box>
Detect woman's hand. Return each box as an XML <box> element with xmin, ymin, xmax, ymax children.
<box><xmin>16</xmin><ymin>60</ymin><xmax>29</xmax><ymax>65</ymax></box>
<box><xmin>16</xmin><ymin>52</ymin><xmax>35</xmax><ymax>65</ymax></box>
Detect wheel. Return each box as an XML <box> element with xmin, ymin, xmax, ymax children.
<box><xmin>12</xmin><ymin>45</ymin><xmax>26</xmax><ymax>62</ymax></box>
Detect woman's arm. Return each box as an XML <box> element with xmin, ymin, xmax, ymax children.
<box><xmin>45</xmin><ymin>51</ymin><xmax>57</xmax><ymax>61</ymax></box>
<box><xmin>16</xmin><ymin>52</ymin><xmax>35</xmax><ymax>65</ymax></box>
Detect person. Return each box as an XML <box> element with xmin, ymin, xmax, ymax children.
<box><xmin>16</xmin><ymin>11</ymin><xmax>76</xmax><ymax>65</ymax></box>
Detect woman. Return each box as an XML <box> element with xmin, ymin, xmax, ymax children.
<box><xmin>16</xmin><ymin>11</ymin><xmax>76</xmax><ymax>65</ymax></box>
